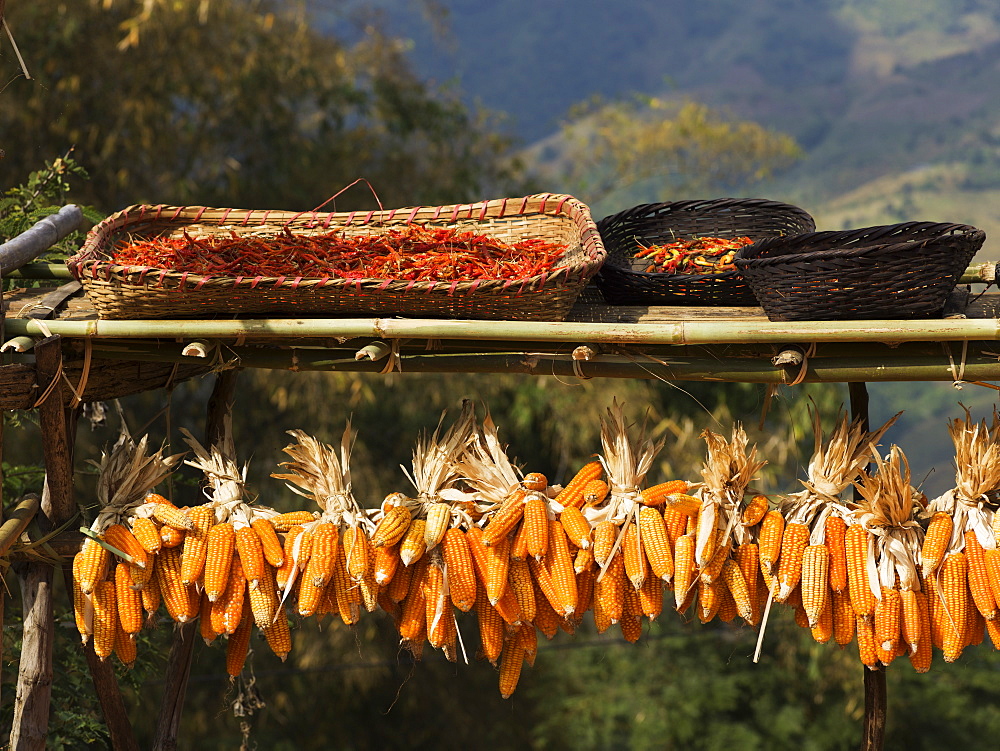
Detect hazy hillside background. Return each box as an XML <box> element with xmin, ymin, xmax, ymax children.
<box><xmin>327</xmin><ymin>0</ymin><xmax>1000</xmax><ymax>497</ymax></box>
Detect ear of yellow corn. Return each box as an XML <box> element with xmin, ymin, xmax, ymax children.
<box><xmin>825</xmin><ymin>516</ymin><xmax>848</xmax><ymax>593</ymax></box>
<box><xmin>141</xmin><ymin>563</ymin><xmax>162</xmax><ymax>618</ymax></box>
<box><xmin>130</xmin><ymin>516</ymin><xmax>162</xmax><ymax>555</ymax></box>
<box><xmin>574</xmin><ymin>546</ymin><xmax>595</xmax><ymax>575</ymax></box>
<box><xmin>963</xmin><ymin>531</ymin><xmax>997</xmax><ymax>620</ymax></box>
<box><xmin>263</xmin><ymin>604</ymin><xmax>292</xmax><ymax>661</ymax></box>
<box><xmin>371</xmin><ymin>504</ymin><xmax>412</xmax><ymax>548</ymax></box>
<box><xmin>592</xmin><ymin>520</ymin><xmax>618</xmax><ymax>568</ymax></box>
<box><xmin>92</xmin><ymin>580</ymin><xmax>118</xmax><ymax>661</ymax></box>
<box><xmin>484</xmin><ymin>533</ymin><xmax>512</xmax><ymax>606</ymax></box>
<box><xmin>662</xmin><ymin>507</ymin><xmax>688</xmax><ymax>548</ymax></box>
<box><xmin>734</xmin><ymin>543</ymin><xmax>761</xmax><ymax>625</ymax></box>
<box><xmin>532</xmin><ymin>579</ymin><xmax>561</xmax><ymax>639</ymax></box>
<box><xmin>508</xmin><ymin>558</ymin><xmax>537</xmax><ymax>623</ymax></box>
<box><xmin>522</xmin><ymin>472</ymin><xmax>548</xmax><ymax>492</ymax></box>
<box><xmin>921</xmin><ymin>512</ymin><xmax>953</xmax><ymax>578</ymax></box>
<box><xmin>374</xmin><ymin>543</ymin><xmax>402</xmax><ymax>587</ymax></box>
<box><xmin>305</xmin><ymin>522</ymin><xmax>338</xmax><ymax>588</ymax></box>
<box><xmin>596</xmin><ymin>551</ymin><xmax>625</xmax><ymax>624</ymax></box>
<box><xmin>72</xmin><ymin>556</ymin><xmax>94</xmax><ymax>644</ymax></box>
<box><xmin>180</xmin><ymin>505</ymin><xmax>214</xmax><ymax>586</ymax></box>
<box><xmin>638</xmin><ymin>572</ymin><xmax>664</xmax><ymax>620</ymax></box>
<box><xmin>400</xmin><ymin>519</ymin><xmax>428</xmax><ymax>567</ymax></box>
<box><xmin>474</xmin><ymin>584</ymin><xmax>504</xmax><ymax>665</ymax></box>
<box><xmin>721</xmin><ymin>559</ymin><xmax>754</xmax><ymax>624</ymax></box>
<box><xmin>741</xmin><ymin>494</ymin><xmax>770</xmax><ymax>527</ymax></box>
<box><xmin>673</xmin><ymin>534</ymin><xmax>697</xmax><ymax>612</ymax></box>
<box><xmin>900</xmin><ymin>588</ymin><xmax>922</xmax><ymax>656</ymax></box>
<box><xmin>268</xmin><ymin>510</ymin><xmax>318</xmax><ymax>531</ymax></box>
<box><xmin>156</xmin><ymin>546</ymin><xmax>197</xmax><ymax>623</ymax></box>
<box><xmin>482</xmin><ymin>491</ymin><xmax>527</xmax><ymax>547</ymax></box>
<box><xmin>523</xmin><ymin>494</ymin><xmax>550</xmax><ymax>561</ymax></box>
<box><xmin>199</xmin><ymin>592</ymin><xmax>219</xmax><ymax>645</ymax></box>
<box><xmin>638</xmin><ymin>506</ymin><xmax>672</xmax><ymax>582</ymax></box>
<box><xmin>225</xmin><ymin>600</ymin><xmax>254</xmax><ymax>677</ymax></box>
<box><xmin>211</xmin><ymin>555</ymin><xmax>246</xmax><ymax>635</ymax></box>
<box><xmin>204</xmin><ymin>522</ymin><xmax>236</xmax><ymax>601</ymax></box>
<box><xmin>160</xmin><ymin>524</ymin><xmax>185</xmax><ymax>549</ymax></box>
<box><xmin>622</xmin><ymin>521</ymin><xmax>648</xmax><ymax>591</ymax></box>
<box><xmin>386</xmin><ymin>557</ymin><xmax>415</xmax><ymax>603</ymax></box>
<box><xmin>151</xmin><ymin>503</ymin><xmax>195</xmax><ymax>531</ymax></box>
<box><xmin>560</xmin><ymin>506</ymin><xmax>592</xmax><ymax>550</ymax></box>
<box><xmin>236</xmin><ymin>525</ymin><xmax>266</xmax><ymax>589</ymax></box>
<box><xmin>801</xmin><ymin>544</ymin><xmax>830</xmax><ymax>628</ymax></box>
<box><xmin>114</xmin><ymin>562</ymin><xmax>144</xmax><ymax>635</ymax></box>
<box><xmin>114</xmin><ymin>627</ymin><xmax>137</xmax><ymax>669</ymax></box>
<box><xmin>553</xmin><ymin>461</ymin><xmax>604</xmax><ymax>509</ymax></box>
<box><xmin>423</xmin><ymin>502</ymin><xmax>451</xmax><ymax>551</ymax></box>
<box><xmin>775</xmin><ymin>522</ymin><xmax>810</xmax><ymax>601</ymax></box>
<box><xmin>832</xmin><ymin>588</ymin><xmax>855</xmax><ymax>647</ymax></box>
<box><xmin>76</xmin><ymin>538</ymin><xmax>110</xmax><ymax>596</ymax></box>
<box><xmin>698</xmin><ymin>579</ymin><xmax>721</xmax><ymax>624</ymax></box>
<box><xmin>103</xmin><ymin>524</ymin><xmax>149</xmax><ymax>570</ymax></box>
<box><xmin>699</xmin><ymin>537</ymin><xmax>729</xmax><ymax>585</ymax></box>
<box><xmin>856</xmin><ymin>614</ymin><xmax>879</xmax><ymax>668</ymax></box>
<box><xmin>810</xmin><ymin>595</ymin><xmax>834</xmax><ymax>644</ymax></box>
<box><xmin>580</xmin><ymin>479</ymin><xmax>609</xmax><ymax>507</ymax></box>
<box><xmin>441</xmin><ymin>528</ymin><xmax>476</xmax><ymax>613</ymax></box>
<box><xmin>497</xmin><ymin>638</ymin><xmax>527</xmax><ymax>699</ymax></box>
<box><xmin>845</xmin><ymin>524</ymin><xmax>876</xmax><ymax>618</ymax></box>
<box><xmin>758</xmin><ymin>510</ymin><xmax>785</xmax><ymax>576</ymax></box>
<box><xmin>940</xmin><ymin>552</ymin><xmax>970</xmax><ymax>663</ymax></box>
<box><xmin>248</xmin><ymin>562</ymin><xmax>279</xmax><ymax>629</ymax></box>
<box><xmin>252</xmin><ymin>518</ymin><xmax>285</xmax><ymax>568</ymax></box>
<box><xmin>545</xmin><ymin>519</ymin><xmax>578</xmax><ymax>617</ymax></box>
<box><xmin>875</xmin><ymin>586</ymin><xmax>902</xmax><ymax>656</ymax></box>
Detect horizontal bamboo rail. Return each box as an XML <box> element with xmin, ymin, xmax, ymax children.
<box><xmin>7</xmin><ymin>315</ymin><xmax>1000</xmax><ymax>345</ymax></box>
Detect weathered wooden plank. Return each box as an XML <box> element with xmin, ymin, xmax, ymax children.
<box><xmin>10</xmin><ymin>563</ymin><xmax>55</xmax><ymax>751</ymax></box>
<box><xmin>34</xmin><ymin>336</ymin><xmax>77</xmax><ymax>527</ymax></box>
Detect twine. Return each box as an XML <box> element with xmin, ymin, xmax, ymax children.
<box><xmin>379</xmin><ymin>339</ymin><xmax>403</xmax><ymax>374</ymax></box>
<box><xmin>942</xmin><ymin>340</ymin><xmax>968</xmax><ymax>389</ymax></box>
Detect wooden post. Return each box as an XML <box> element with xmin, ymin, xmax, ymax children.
<box><xmin>849</xmin><ymin>381</ymin><xmax>886</xmax><ymax>751</ymax></box>
<box><xmin>153</xmin><ymin>368</ymin><xmax>240</xmax><ymax>751</ymax></box>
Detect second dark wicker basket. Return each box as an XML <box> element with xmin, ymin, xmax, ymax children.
<box><xmin>594</xmin><ymin>198</ymin><xmax>816</xmax><ymax>306</ymax></box>
<box><xmin>733</xmin><ymin>222</ymin><xmax>986</xmax><ymax>321</ymax></box>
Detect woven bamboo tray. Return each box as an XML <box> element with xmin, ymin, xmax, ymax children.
<box><xmin>594</xmin><ymin>198</ymin><xmax>816</xmax><ymax>306</ymax></box>
<box><xmin>733</xmin><ymin>222</ymin><xmax>986</xmax><ymax>321</ymax></box>
<box><xmin>67</xmin><ymin>194</ymin><xmax>607</xmax><ymax>321</ymax></box>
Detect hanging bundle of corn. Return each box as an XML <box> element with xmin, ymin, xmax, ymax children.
<box><xmin>270</xmin><ymin>422</ymin><xmax>374</xmax><ymax>636</ymax></box>
<box><xmin>770</xmin><ymin>409</ymin><xmax>897</xmax><ymax>654</ymax></box>
<box><xmin>688</xmin><ymin>425</ymin><xmax>766</xmax><ymax>627</ymax></box>
<box><xmin>921</xmin><ymin>408</ymin><xmax>1000</xmax><ymax>661</ymax></box>
<box><xmin>583</xmin><ymin>401</ymin><xmax>671</xmax><ymax>639</ymax></box>
<box><xmin>181</xmin><ymin>418</ymin><xmax>292</xmax><ymax>667</ymax></box>
<box><xmin>372</xmin><ymin>404</ymin><xmax>478</xmax><ymax>662</ymax></box>
<box><xmin>454</xmin><ymin>408</ymin><xmax>560</xmax><ymax>695</ymax></box>
<box><xmin>850</xmin><ymin>444</ymin><xmax>928</xmax><ymax>671</ymax></box>
<box><xmin>72</xmin><ymin>425</ymin><xmax>183</xmax><ymax>665</ymax></box>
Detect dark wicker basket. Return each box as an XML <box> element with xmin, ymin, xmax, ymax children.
<box><xmin>67</xmin><ymin>194</ymin><xmax>606</xmax><ymax>321</ymax></box>
<box><xmin>733</xmin><ymin>222</ymin><xmax>986</xmax><ymax>321</ymax></box>
<box><xmin>594</xmin><ymin>198</ymin><xmax>816</xmax><ymax>306</ymax></box>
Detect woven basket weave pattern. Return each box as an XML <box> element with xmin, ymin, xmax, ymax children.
<box><xmin>67</xmin><ymin>194</ymin><xmax>606</xmax><ymax>321</ymax></box>
<box><xmin>733</xmin><ymin>222</ymin><xmax>986</xmax><ymax>321</ymax></box>
<box><xmin>595</xmin><ymin>198</ymin><xmax>816</xmax><ymax>306</ymax></box>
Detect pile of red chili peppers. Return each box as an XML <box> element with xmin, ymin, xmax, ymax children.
<box><xmin>634</xmin><ymin>235</ymin><xmax>753</xmax><ymax>274</ymax></box>
<box><xmin>110</xmin><ymin>226</ymin><xmax>568</xmax><ymax>282</ymax></box>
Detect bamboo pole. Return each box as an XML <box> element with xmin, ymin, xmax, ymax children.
<box><xmin>0</xmin><ymin>494</ymin><xmax>39</xmax><ymax>558</ymax></box>
<box><xmin>0</xmin><ymin>206</ymin><xmax>82</xmax><ymax>276</ymax></box>
<box><xmin>7</xmin><ymin>314</ymin><xmax>1000</xmax><ymax>346</ymax></box>
<box><xmin>152</xmin><ymin>368</ymin><xmax>240</xmax><ymax>751</ymax></box>
<box><xmin>849</xmin><ymin>382</ymin><xmax>887</xmax><ymax>751</ymax></box>
<box><xmin>84</xmin><ymin>341</ymin><xmax>1000</xmax><ymax>384</ymax></box>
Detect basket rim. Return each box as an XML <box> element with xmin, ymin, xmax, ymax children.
<box><xmin>734</xmin><ymin>221</ymin><xmax>985</xmax><ymax>270</ymax></box>
<box><xmin>68</xmin><ymin>193</ymin><xmax>606</xmax><ymax>292</ymax></box>
<box><xmin>595</xmin><ymin>196</ymin><xmax>818</xmax><ymax>227</ymax></box>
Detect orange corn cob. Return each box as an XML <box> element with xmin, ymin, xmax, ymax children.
<box><xmin>620</xmin><ymin>614</ymin><xmax>643</xmax><ymax>643</ymax></box>
<box><xmin>114</xmin><ymin>626</ymin><xmax>137</xmax><ymax>669</ymax></box>
<box><xmin>92</xmin><ymin>580</ymin><xmax>117</xmax><ymax>660</ymax></box>
<box><xmin>825</xmin><ymin>516</ymin><xmax>848</xmax><ymax>593</ymax></box>
<box><xmin>699</xmin><ymin>538</ymin><xmax>729</xmax><ymax>585</ymax></box>
<box><xmin>775</xmin><ymin>522</ymin><xmax>810</xmax><ymax>601</ymax></box>
<box><xmin>204</xmin><ymin>522</ymin><xmax>236</xmax><ymax>601</ymax></box>
<box><xmin>374</xmin><ymin>543</ymin><xmax>401</xmax><ymax>587</ymax></box>
<box><xmin>268</xmin><ymin>510</ymin><xmax>318</xmax><ymax>531</ymax></box>
<box><xmin>71</xmin><ymin>557</ymin><xmax>93</xmax><ymax>644</ymax></box>
<box><xmin>532</xmin><ymin>579</ymin><xmax>562</xmax><ymax>639</ymax></box>
<box><xmin>596</xmin><ymin>551</ymin><xmax>626</xmax><ymax>623</ymax></box>
<box><xmin>545</xmin><ymin>519</ymin><xmax>578</xmax><ymax>616</ymax></box>
<box><xmin>717</xmin><ymin>578</ymin><xmax>739</xmax><ymax>623</ymax></box>
<box><xmin>263</xmin><ymin>604</ymin><xmax>292</xmax><ymax>661</ymax></box>
<box><xmin>758</xmin><ymin>510</ymin><xmax>785</xmax><ymax>576</ymax></box>
<box><xmin>698</xmin><ymin>579</ymin><xmax>721</xmax><ymax>623</ymax></box>
<box><xmin>102</xmin><ymin>524</ymin><xmax>149</xmax><ymax>570</ymax></box>
<box><xmin>276</xmin><ymin>525</ymin><xmax>305</xmax><ymax>591</ymax></box>
<box><xmin>900</xmin><ymin>588</ymin><xmax>922</xmax><ymax>656</ymax></box>
<box><xmin>249</xmin><ymin>562</ymin><xmax>280</xmax><ymax>628</ymax></box>
<box><xmin>252</xmin><ymin>518</ymin><xmax>285</xmax><ymax>568</ymax></box>
<box><xmin>474</xmin><ymin>585</ymin><xmax>505</xmax><ymax>665</ymax></box>
<box><xmin>984</xmin><ymin>548</ymin><xmax>1000</xmax><ymax>606</ymax></box>
<box><xmin>130</xmin><ymin>516</ymin><xmax>162</xmax><ymax>555</ymax></box>
<box><xmin>236</xmin><ymin>524</ymin><xmax>266</xmax><ymax>588</ymax></box>
<box><xmin>199</xmin><ymin>593</ymin><xmax>218</xmax><ymax>645</ymax></box>
<box><xmin>522</xmin><ymin>472</ymin><xmax>548</xmax><ymax>492</ymax></box>
<box><xmin>211</xmin><ymin>555</ymin><xmax>246</xmax><ymax>635</ymax></box>
<box><xmin>441</xmin><ymin>528</ymin><xmax>476</xmax><ymax>612</ymax></box>
<box><xmin>856</xmin><ymin>614</ymin><xmax>879</xmax><ymax>668</ymax></box>
<box><xmin>832</xmin><ymin>588</ymin><xmax>855</xmax><ymax>647</ymax></box>
<box><xmin>423</xmin><ymin>502</ymin><xmax>452</xmax><ymax>551</ymax></box>
<box><xmin>593</xmin><ymin>520</ymin><xmax>617</xmax><ymax>567</ymax></box>
<box><xmin>940</xmin><ymin>552</ymin><xmax>970</xmax><ymax>662</ymax></box>
<box><xmin>156</xmin><ymin>546</ymin><xmax>197</xmax><ymax>623</ymax></box>
<box><xmin>554</xmin><ymin>460</ymin><xmax>604</xmax><ymax>509</ymax></box>
<box><xmin>141</xmin><ymin>564</ymin><xmax>161</xmax><ymax>617</ymax></box>
<box><xmin>508</xmin><ymin>558</ymin><xmax>537</xmax><ymax>623</ymax></box>
<box><xmin>523</xmin><ymin>493</ymin><xmax>550</xmax><ymax>561</ymax></box>
<box><xmin>483</xmin><ymin>490</ymin><xmax>527</xmax><ymax>547</ymax></box>
<box><xmin>333</xmin><ymin>544</ymin><xmax>360</xmax><ymax>626</ymax></box>
<box><xmin>305</xmin><ymin>522</ymin><xmax>339</xmax><ymax>588</ymax></box>
<box><xmin>593</xmin><ymin>592</ymin><xmax>612</xmax><ymax>634</ymax></box>
<box><xmin>735</xmin><ymin>543</ymin><xmax>761</xmax><ymax>625</ymax></box>
<box><xmin>423</xmin><ymin>561</ymin><xmax>450</xmax><ymax>648</ymax></box>
<box><xmin>662</xmin><ymin>507</ymin><xmax>688</xmax><ymax>548</ymax></box>
<box><xmin>801</xmin><ymin>544</ymin><xmax>830</xmax><ymax>628</ymax></box>
<box><xmin>663</xmin><ymin>493</ymin><xmax>701</xmax><ymax>517</ymax></box>
<box><xmin>398</xmin><ymin>563</ymin><xmax>428</xmax><ymax>642</ymax></box>
<box><xmin>964</xmin><ymin>530</ymin><xmax>997</xmax><ymax>620</ymax></box>
<box><xmin>560</xmin><ymin>506</ymin><xmax>592</xmax><ymax>549</ymax></box>
<box><xmin>811</xmin><ymin>595</ymin><xmax>833</xmax><ymax>644</ymax></box>
<box><xmin>910</xmin><ymin>592</ymin><xmax>932</xmax><ymax>673</ymax></box>
<box><xmin>371</xmin><ymin>504</ymin><xmax>412</xmax><ymax>548</ymax></box>
<box><xmin>498</xmin><ymin>639</ymin><xmax>527</xmax><ymax>699</ymax></box>
<box><xmin>343</xmin><ymin>525</ymin><xmax>372</xmax><ymax>582</ymax></box>
<box><xmin>115</xmin><ymin>562</ymin><xmax>143</xmax><ymax>635</ymax></box>
<box><xmin>529</xmin><ymin>555</ymin><xmax>563</xmax><ymax>617</ymax></box>
<box><xmin>988</xmin><ymin>617</ymin><xmax>1000</xmax><ymax>650</ymax></box>
<box><xmin>484</xmin><ymin>533</ymin><xmax>512</xmax><ymax>605</ymax></box>
<box><xmin>581</xmin><ymin>479</ymin><xmax>609</xmax><ymax>507</ymax></box>
<box><xmin>226</xmin><ymin>600</ymin><xmax>254</xmax><ymax>677</ymax></box>
<box><xmin>493</xmin><ymin>582</ymin><xmax>525</xmax><ymax>627</ymax></box>
<box><xmin>76</xmin><ymin>537</ymin><xmax>110</xmax><ymax>596</ymax></box>
<box><xmin>875</xmin><ymin>585</ymin><xmax>902</xmax><ymax>655</ymax></box>
<box><xmin>741</xmin><ymin>494</ymin><xmax>770</xmax><ymax>527</ymax></box>
<box><xmin>180</xmin><ymin>505</ymin><xmax>214</xmax><ymax>586</ymax></box>
<box><xmin>151</xmin><ymin>503</ymin><xmax>194</xmax><ymax>531</ymax></box>
<box><xmin>400</xmin><ymin>519</ymin><xmax>428</xmax><ymax>567</ymax></box>
<box><xmin>160</xmin><ymin>525</ymin><xmax>184</xmax><ymax>549</ymax></box>
<box><xmin>510</xmin><ymin>515</ymin><xmax>531</xmax><ymax>562</ymax></box>
<box><xmin>640</xmin><ymin>480</ymin><xmax>690</xmax><ymax>507</ymax></box>
<box><xmin>576</xmin><ymin>565</ymin><xmax>596</xmax><ymax>618</ymax></box>
<box><xmin>846</xmin><ymin>524</ymin><xmax>876</xmax><ymax>618</ymax></box>
<box><xmin>721</xmin><ymin>559</ymin><xmax>754</xmax><ymax>624</ymax></box>
<box><xmin>386</xmin><ymin>557</ymin><xmax>415</xmax><ymax>603</ymax></box>
<box><xmin>921</xmin><ymin>511</ymin><xmax>953</xmax><ymax>578</ymax></box>
<box><xmin>673</xmin><ymin>533</ymin><xmax>697</xmax><ymax>612</ymax></box>
<box><xmin>639</xmin><ymin>506</ymin><xmax>673</xmax><ymax>582</ymax></box>
<box><xmin>638</xmin><ymin>572</ymin><xmax>664</xmax><ymax>620</ymax></box>
<box><xmin>574</xmin><ymin>546</ymin><xmax>595</xmax><ymax>574</ymax></box>
<box><xmin>622</xmin><ymin>521</ymin><xmax>648</xmax><ymax>590</ymax></box>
